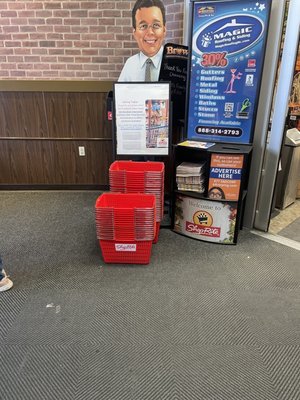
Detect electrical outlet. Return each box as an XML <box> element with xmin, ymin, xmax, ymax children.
<box><xmin>79</xmin><ymin>146</ymin><xmax>85</xmax><ymax>156</ymax></box>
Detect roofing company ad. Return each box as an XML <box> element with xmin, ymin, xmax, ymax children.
<box><xmin>187</xmin><ymin>0</ymin><xmax>271</xmax><ymax>144</ymax></box>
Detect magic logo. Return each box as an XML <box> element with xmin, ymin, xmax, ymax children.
<box><xmin>194</xmin><ymin>15</ymin><xmax>264</xmax><ymax>56</ymax></box>
<box><xmin>213</xmin><ymin>20</ymin><xmax>253</xmax><ymax>40</ymax></box>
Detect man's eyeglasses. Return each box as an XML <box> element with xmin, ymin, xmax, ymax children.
<box><xmin>137</xmin><ymin>22</ymin><xmax>163</xmax><ymax>31</ymax></box>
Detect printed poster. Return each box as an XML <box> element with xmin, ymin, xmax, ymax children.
<box><xmin>208</xmin><ymin>153</ymin><xmax>244</xmax><ymax>201</ymax></box>
<box><xmin>174</xmin><ymin>194</ymin><xmax>237</xmax><ymax>244</ymax></box>
<box><xmin>114</xmin><ymin>82</ymin><xmax>170</xmax><ymax>155</ymax></box>
<box><xmin>187</xmin><ymin>0</ymin><xmax>272</xmax><ymax>144</ymax></box>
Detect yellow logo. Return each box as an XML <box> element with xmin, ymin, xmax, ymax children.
<box><xmin>193</xmin><ymin>210</ymin><xmax>213</xmax><ymax>226</ymax></box>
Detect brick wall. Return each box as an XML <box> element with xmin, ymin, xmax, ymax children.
<box><xmin>0</xmin><ymin>0</ymin><xmax>184</xmax><ymax>80</ymax></box>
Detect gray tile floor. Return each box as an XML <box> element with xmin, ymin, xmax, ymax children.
<box><xmin>269</xmin><ymin>199</ymin><xmax>300</xmax><ymax>241</ymax></box>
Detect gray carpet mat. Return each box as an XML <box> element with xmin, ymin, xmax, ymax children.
<box><xmin>0</xmin><ymin>191</ymin><xmax>299</xmax><ymax>400</ymax></box>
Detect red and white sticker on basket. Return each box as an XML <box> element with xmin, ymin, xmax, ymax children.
<box><xmin>115</xmin><ymin>244</ymin><xmax>137</xmax><ymax>252</ymax></box>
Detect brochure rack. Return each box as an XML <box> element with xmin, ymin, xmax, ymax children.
<box><xmin>172</xmin><ymin>142</ymin><xmax>252</xmax><ymax>244</ymax></box>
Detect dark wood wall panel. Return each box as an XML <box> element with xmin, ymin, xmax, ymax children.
<box><xmin>7</xmin><ymin>140</ymin><xmax>29</xmax><ymax>183</ymax></box>
<box><xmin>85</xmin><ymin>141</ymin><xmax>113</xmax><ymax>184</ymax></box>
<box><xmin>0</xmin><ymin>141</ymin><xmax>13</xmax><ymax>182</ymax></box>
<box><xmin>0</xmin><ymin>92</ymin><xmax>48</xmax><ymax>138</ymax></box>
<box><xmin>49</xmin><ymin>140</ymin><xmax>113</xmax><ymax>184</ymax></box>
<box><xmin>0</xmin><ymin>139</ymin><xmax>113</xmax><ymax>185</ymax></box>
<box><xmin>0</xmin><ymin>91</ymin><xmax>111</xmax><ymax>140</ymax></box>
<box><xmin>26</xmin><ymin>141</ymin><xmax>50</xmax><ymax>183</ymax></box>
<box><xmin>44</xmin><ymin>92</ymin><xmax>111</xmax><ymax>139</ymax></box>
<box><xmin>0</xmin><ymin>85</ymin><xmax>113</xmax><ymax>187</ymax></box>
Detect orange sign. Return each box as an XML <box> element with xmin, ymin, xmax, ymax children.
<box><xmin>208</xmin><ymin>154</ymin><xmax>244</xmax><ymax>201</ymax></box>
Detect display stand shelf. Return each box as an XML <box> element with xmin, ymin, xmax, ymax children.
<box><xmin>172</xmin><ymin>142</ymin><xmax>252</xmax><ymax>244</ymax></box>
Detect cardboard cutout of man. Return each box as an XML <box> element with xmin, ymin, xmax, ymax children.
<box><xmin>118</xmin><ymin>0</ymin><xmax>166</xmax><ymax>82</ymax></box>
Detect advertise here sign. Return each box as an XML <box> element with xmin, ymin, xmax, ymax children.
<box><xmin>208</xmin><ymin>154</ymin><xmax>244</xmax><ymax>201</ymax></box>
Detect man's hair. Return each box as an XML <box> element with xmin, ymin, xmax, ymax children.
<box><xmin>132</xmin><ymin>0</ymin><xmax>166</xmax><ymax>29</ymax></box>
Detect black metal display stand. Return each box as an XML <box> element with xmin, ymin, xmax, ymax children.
<box><xmin>172</xmin><ymin>142</ymin><xmax>252</xmax><ymax>244</ymax></box>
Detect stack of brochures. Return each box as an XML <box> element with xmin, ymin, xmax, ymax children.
<box><xmin>178</xmin><ymin>141</ymin><xmax>215</xmax><ymax>149</ymax></box>
<box><xmin>176</xmin><ymin>162</ymin><xmax>205</xmax><ymax>193</ymax></box>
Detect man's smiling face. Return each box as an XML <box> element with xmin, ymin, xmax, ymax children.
<box><xmin>133</xmin><ymin>6</ymin><xmax>166</xmax><ymax>57</ymax></box>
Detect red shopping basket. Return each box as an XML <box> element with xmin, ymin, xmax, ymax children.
<box><xmin>109</xmin><ymin>160</ymin><xmax>165</xmax><ymax>173</ymax></box>
<box><xmin>95</xmin><ymin>193</ymin><xmax>156</xmax><ymax>264</ymax></box>
<box><xmin>99</xmin><ymin>240</ymin><xmax>153</xmax><ymax>264</ymax></box>
<box><xmin>109</xmin><ymin>161</ymin><xmax>164</xmax><ymax>243</ymax></box>
<box><xmin>153</xmin><ymin>222</ymin><xmax>160</xmax><ymax>244</ymax></box>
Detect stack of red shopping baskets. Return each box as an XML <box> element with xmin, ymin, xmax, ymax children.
<box><xmin>109</xmin><ymin>161</ymin><xmax>165</xmax><ymax>243</ymax></box>
<box><xmin>95</xmin><ymin>193</ymin><xmax>156</xmax><ymax>264</ymax></box>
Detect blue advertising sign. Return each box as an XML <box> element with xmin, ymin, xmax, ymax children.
<box><xmin>187</xmin><ymin>0</ymin><xmax>272</xmax><ymax>143</ymax></box>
